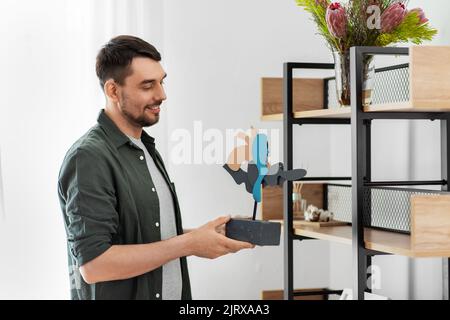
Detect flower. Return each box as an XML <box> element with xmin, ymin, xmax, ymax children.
<box><xmin>326</xmin><ymin>2</ymin><xmax>347</xmax><ymax>39</ymax></box>
<box><xmin>380</xmin><ymin>2</ymin><xmax>407</xmax><ymax>33</ymax></box>
<box><xmin>409</xmin><ymin>8</ymin><xmax>429</xmax><ymax>25</ymax></box>
<box><xmin>295</xmin><ymin>0</ymin><xmax>437</xmax><ymax>51</ymax></box>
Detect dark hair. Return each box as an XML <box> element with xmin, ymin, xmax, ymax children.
<box><xmin>95</xmin><ymin>35</ymin><xmax>161</xmax><ymax>90</ymax></box>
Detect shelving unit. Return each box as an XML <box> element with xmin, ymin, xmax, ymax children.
<box><xmin>262</xmin><ymin>46</ymin><xmax>450</xmax><ymax>300</ymax></box>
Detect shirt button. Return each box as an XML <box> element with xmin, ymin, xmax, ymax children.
<box><xmin>155</xmin><ymin>222</ymin><xmax>159</xmax><ymax>227</ymax></box>
<box><xmin>139</xmin><ymin>155</ymin><xmax>144</xmax><ymax>161</ymax></box>
<box><xmin>151</xmin><ymin>187</ymin><xmax>156</xmax><ymax>192</ymax></box>
<box><xmin>155</xmin><ymin>293</ymin><xmax>160</xmax><ymax>299</ymax></box>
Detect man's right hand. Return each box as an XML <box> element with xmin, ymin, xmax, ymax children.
<box><xmin>187</xmin><ymin>216</ymin><xmax>255</xmax><ymax>259</ymax></box>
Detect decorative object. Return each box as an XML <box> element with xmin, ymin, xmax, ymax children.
<box><xmin>304</xmin><ymin>205</ymin><xmax>334</xmax><ymax>222</ymax></box>
<box><xmin>292</xmin><ymin>182</ymin><xmax>304</xmax><ymax>214</ymax></box>
<box><xmin>298</xmin><ymin>205</ymin><xmax>347</xmax><ymax>227</ymax></box>
<box><xmin>295</xmin><ymin>0</ymin><xmax>437</xmax><ymax>107</ymax></box>
<box><xmin>223</xmin><ymin>129</ymin><xmax>307</xmax><ymax>246</ymax></box>
<box><xmin>332</xmin><ymin>50</ymin><xmax>375</xmax><ymax>107</ymax></box>
<box><xmin>295</xmin><ymin>205</ymin><xmax>348</xmax><ymax>228</ymax></box>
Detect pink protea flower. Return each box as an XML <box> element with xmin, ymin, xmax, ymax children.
<box><xmin>409</xmin><ymin>8</ymin><xmax>429</xmax><ymax>25</ymax></box>
<box><xmin>380</xmin><ymin>2</ymin><xmax>407</xmax><ymax>33</ymax></box>
<box><xmin>326</xmin><ymin>2</ymin><xmax>347</xmax><ymax>39</ymax></box>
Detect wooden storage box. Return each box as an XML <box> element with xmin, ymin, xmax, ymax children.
<box><xmin>370</xmin><ymin>46</ymin><xmax>450</xmax><ymax>112</ymax></box>
<box><xmin>261</xmin><ymin>288</ymin><xmax>327</xmax><ymax>300</ymax></box>
<box><xmin>261</xmin><ymin>77</ymin><xmax>324</xmax><ymax>120</ymax></box>
<box><xmin>410</xmin><ymin>194</ymin><xmax>450</xmax><ymax>257</ymax></box>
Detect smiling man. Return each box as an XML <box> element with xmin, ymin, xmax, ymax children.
<box><xmin>57</xmin><ymin>35</ymin><xmax>254</xmax><ymax>300</ymax></box>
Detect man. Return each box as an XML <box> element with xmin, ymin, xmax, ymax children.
<box><xmin>58</xmin><ymin>35</ymin><xmax>254</xmax><ymax>300</ymax></box>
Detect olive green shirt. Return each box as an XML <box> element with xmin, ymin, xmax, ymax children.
<box><xmin>57</xmin><ymin>109</ymin><xmax>191</xmax><ymax>300</ymax></box>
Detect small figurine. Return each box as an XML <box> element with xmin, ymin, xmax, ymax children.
<box><xmin>223</xmin><ymin>129</ymin><xmax>307</xmax><ymax>219</ymax></box>
<box><xmin>223</xmin><ymin>128</ymin><xmax>307</xmax><ymax>245</ymax></box>
<box><xmin>304</xmin><ymin>205</ymin><xmax>334</xmax><ymax>222</ymax></box>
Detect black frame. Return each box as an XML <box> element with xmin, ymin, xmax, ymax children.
<box><xmin>282</xmin><ymin>46</ymin><xmax>450</xmax><ymax>300</ymax></box>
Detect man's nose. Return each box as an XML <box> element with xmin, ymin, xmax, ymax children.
<box><xmin>155</xmin><ymin>83</ymin><xmax>167</xmax><ymax>102</ymax></box>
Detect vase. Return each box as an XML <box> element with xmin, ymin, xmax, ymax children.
<box><xmin>333</xmin><ymin>51</ymin><xmax>375</xmax><ymax>108</ymax></box>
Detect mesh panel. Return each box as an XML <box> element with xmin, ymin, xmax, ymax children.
<box><xmin>327</xmin><ymin>185</ymin><xmax>352</xmax><ymax>222</ymax></box>
<box><xmin>327</xmin><ymin>79</ymin><xmax>339</xmax><ymax>108</ymax></box>
<box><xmin>372</xmin><ymin>67</ymin><xmax>409</xmax><ymax>105</ymax></box>
<box><xmin>327</xmin><ymin>185</ymin><xmax>439</xmax><ymax>233</ymax></box>
<box><xmin>326</xmin><ymin>65</ymin><xmax>409</xmax><ymax>108</ymax></box>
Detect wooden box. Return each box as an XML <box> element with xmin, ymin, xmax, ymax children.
<box><xmin>410</xmin><ymin>194</ymin><xmax>450</xmax><ymax>257</ymax></box>
<box><xmin>261</xmin><ymin>183</ymin><xmax>324</xmax><ymax>221</ymax></box>
<box><xmin>261</xmin><ymin>77</ymin><xmax>324</xmax><ymax>120</ymax></box>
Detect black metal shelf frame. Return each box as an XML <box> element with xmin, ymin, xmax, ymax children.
<box><xmin>282</xmin><ymin>46</ymin><xmax>450</xmax><ymax>300</ymax></box>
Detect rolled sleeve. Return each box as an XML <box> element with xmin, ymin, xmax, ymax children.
<box><xmin>58</xmin><ymin>147</ymin><xmax>119</xmax><ymax>266</ymax></box>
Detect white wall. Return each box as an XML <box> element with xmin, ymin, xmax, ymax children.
<box><xmin>0</xmin><ymin>0</ymin><xmax>166</xmax><ymax>299</ymax></box>
<box><xmin>0</xmin><ymin>147</ymin><xmax>4</xmax><ymax>219</ymax></box>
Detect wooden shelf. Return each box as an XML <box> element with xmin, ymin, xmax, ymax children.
<box><xmin>294</xmin><ymin>107</ymin><xmax>351</xmax><ymax>118</ymax></box>
<box><xmin>261</xmin><ymin>46</ymin><xmax>450</xmax><ymax>121</ymax></box>
<box><xmin>364</xmin><ymin>102</ymin><xmax>427</xmax><ymax>112</ymax></box>
<box><xmin>261</xmin><ymin>100</ymin><xmax>450</xmax><ymax>120</ymax></box>
<box><xmin>261</xmin><ymin>103</ymin><xmax>442</xmax><ymax>121</ymax></box>
<box><xmin>261</xmin><ymin>113</ymin><xmax>283</xmax><ymax>121</ymax></box>
<box><xmin>290</xmin><ymin>222</ymin><xmax>352</xmax><ymax>245</ymax></box>
<box><xmin>261</xmin><ymin>107</ymin><xmax>350</xmax><ymax>120</ymax></box>
<box><xmin>274</xmin><ymin>220</ymin><xmax>450</xmax><ymax>258</ymax></box>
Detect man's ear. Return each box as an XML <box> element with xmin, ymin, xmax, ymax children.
<box><xmin>104</xmin><ymin>79</ymin><xmax>120</xmax><ymax>103</ymax></box>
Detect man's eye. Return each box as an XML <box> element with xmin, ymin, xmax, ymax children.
<box><xmin>160</xmin><ymin>80</ymin><xmax>165</xmax><ymax>85</ymax></box>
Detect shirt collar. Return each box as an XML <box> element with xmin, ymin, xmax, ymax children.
<box><xmin>97</xmin><ymin>109</ymin><xmax>156</xmax><ymax>149</ymax></box>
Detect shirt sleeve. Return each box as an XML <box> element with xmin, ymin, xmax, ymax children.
<box><xmin>58</xmin><ymin>147</ymin><xmax>119</xmax><ymax>266</ymax></box>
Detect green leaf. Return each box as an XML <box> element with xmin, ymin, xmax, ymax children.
<box><xmin>375</xmin><ymin>12</ymin><xmax>438</xmax><ymax>46</ymax></box>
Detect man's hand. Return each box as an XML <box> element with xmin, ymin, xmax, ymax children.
<box><xmin>187</xmin><ymin>216</ymin><xmax>255</xmax><ymax>259</ymax></box>
<box><xmin>79</xmin><ymin>216</ymin><xmax>255</xmax><ymax>284</ymax></box>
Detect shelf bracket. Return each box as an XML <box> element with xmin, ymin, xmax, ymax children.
<box><xmin>365</xmin><ymin>248</ymin><xmax>391</xmax><ymax>256</ymax></box>
<box><xmin>293</xmin><ymin>234</ymin><xmax>315</xmax><ymax>241</ymax></box>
